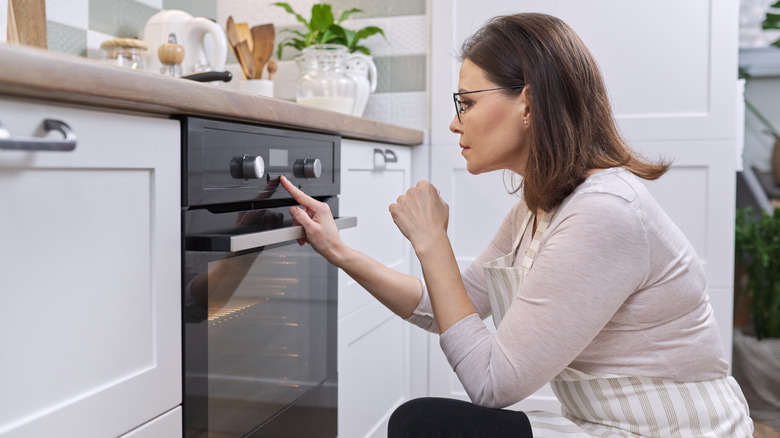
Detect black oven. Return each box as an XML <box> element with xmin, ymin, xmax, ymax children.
<box><xmin>180</xmin><ymin>117</ymin><xmax>353</xmax><ymax>437</ymax></box>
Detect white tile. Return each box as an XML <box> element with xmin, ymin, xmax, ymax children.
<box><xmin>362</xmin><ymin>91</ymin><xmax>428</xmax><ymax>132</ymax></box>
<box><xmin>217</xmin><ymin>0</ymin><xmax>317</xmax><ymax>31</ymax></box>
<box><xmin>136</xmin><ymin>0</ymin><xmax>163</xmax><ymax>9</ymax></box>
<box><xmin>343</xmin><ymin>15</ymin><xmax>428</xmax><ymax>58</ymax></box>
<box><xmin>86</xmin><ymin>29</ymin><xmax>117</xmax><ymax>60</ymax></box>
<box><xmin>45</xmin><ymin>0</ymin><xmax>89</xmax><ymax>29</ymax></box>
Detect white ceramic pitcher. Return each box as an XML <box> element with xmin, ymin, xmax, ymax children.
<box><xmin>346</xmin><ymin>53</ymin><xmax>377</xmax><ymax>117</ymax></box>
<box><xmin>142</xmin><ymin>10</ymin><xmax>227</xmax><ymax>75</ymax></box>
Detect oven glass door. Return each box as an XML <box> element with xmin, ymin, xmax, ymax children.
<box><xmin>183</xmin><ymin>203</ymin><xmax>340</xmax><ymax>438</ymax></box>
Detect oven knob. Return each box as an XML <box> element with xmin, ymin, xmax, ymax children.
<box><xmin>230</xmin><ymin>155</ymin><xmax>265</xmax><ymax>180</ymax></box>
<box><xmin>293</xmin><ymin>158</ymin><xmax>322</xmax><ymax>179</ymax></box>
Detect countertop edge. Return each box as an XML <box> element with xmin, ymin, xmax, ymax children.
<box><xmin>0</xmin><ymin>44</ymin><xmax>424</xmax><ymax>146</ymax></box>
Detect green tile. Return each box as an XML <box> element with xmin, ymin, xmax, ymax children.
<box><xmin>89</xmin><ymin>0</ymin><xmax>160</xmax><ymax>39</ymax></box>
<box><xmin>373</xmin><ymin>54</ymin><xmax>426</xmax><ymax>93</ymax></box>
<box><xmin>47</xmin><ymin>21</ymin><xmax>87</xmax><ymax>57</ymax></box>
<box><xmin>329</xmin><ymin>0</ymin><xmax>426</xmax><ymax>19</ymax></box>
<box><xmin>163</xmin><ymin>0</ymin><xmax>217</xmax><ymax>21</ymax></box>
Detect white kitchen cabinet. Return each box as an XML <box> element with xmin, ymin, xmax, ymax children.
<box><xmin>119</xmin><ymin>407</ymin><xmax>181</xmax><ymax>438</ymax></box>
<box><xmin>427</xmin><ymin>0</ymin><xmax>740</xmax><ymax>413</ymax></box>
<box><xmin>0</xmin><ymin>98</ymin><xmax>181</xmax><ymax>437</ymax></box>
<box><xmin>337</xmin><ymin>140</ymin><xmax>421</xmax><ymax>438</ymax></box>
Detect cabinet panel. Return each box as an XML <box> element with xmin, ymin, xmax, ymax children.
<box><xmin>119</xmin><ymin>407</ymin><xmax>182</xmax><ymax>438</ymax></box>
<box><xmin>339</xmin><ymin>141</ymin><xmax>412</xmax><ymax>318</ymax></box>
<box><xmin>338</xmin><ymin>140</ymin><xmax>413</xmax><ymax>438</ymax></box>
<box><xmin>0</xmin><ymin>98</ymin><xmax>180</xmax><ymax>437</ymax></box>
<box><xmin>339</xmin><ymin>303</ymin><xmax>408</xmax><ymax>438</ymax></box>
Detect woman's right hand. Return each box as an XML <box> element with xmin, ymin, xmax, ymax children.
<box><xmin>280</xmin><ymin>175</ymin><xmax>347</xmax><ymax>265</ymax></box>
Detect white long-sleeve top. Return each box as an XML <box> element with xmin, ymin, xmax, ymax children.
<box><xmin>406</xmin><ymin>167</ymin><xmax>729</xmax><ymax>408</ymax></box>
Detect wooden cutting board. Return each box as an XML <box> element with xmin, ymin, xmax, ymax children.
<box><xmin>7</xmin><ymin>0</ymin><xmax>48</xmax><ymax>49</ymax></box>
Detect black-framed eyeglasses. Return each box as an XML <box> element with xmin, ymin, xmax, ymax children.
<box><xmin>453</xmin><ymin>85</ymin><xmax>525</xmax><ymax>122</ymax></box>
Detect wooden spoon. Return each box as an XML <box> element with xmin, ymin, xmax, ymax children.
<box><xmin>235</xmin><ymin>40</ymin><xmax>255</xmax><ymax>80</ymax></box>
<box><xmin>226</xmin><ymin>16</ymin><xmax>240</xmax><ymax>57</ymax></box>
<box><xmin>236</xmin><ymin>22</ymin><xmax>253</xmax><ymax>53</ymax></box>
<box><xmin>251</xmin><ymin>24</ymin><xmax>275</xmax><ymax>79</ymax></box>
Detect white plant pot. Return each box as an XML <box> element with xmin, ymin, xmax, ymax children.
<box><xmin>732</xmin><ymin>326</ymin><xmax>780</xmax><ymax>430</ymax></box>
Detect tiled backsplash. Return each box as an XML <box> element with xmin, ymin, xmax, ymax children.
<box><xmin>216</xmin><ymin>0</ymin><xmax>428</xmax><ymax>131</ymax></box>
<box><xmin>4</xmin><ymin>0</ymin><xmax>428</xmax><ymax>132</ymax></box>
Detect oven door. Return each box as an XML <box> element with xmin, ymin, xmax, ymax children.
<box><xmin>183</xmin><ymin>201</ymin><xmax>354</xmax><ymax>438</ymax></box>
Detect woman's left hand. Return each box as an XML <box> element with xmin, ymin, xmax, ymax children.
<box><xmin>389</xmin><ymin>180</ymin><xmax>449</xmax><ymax>252</ymax></box>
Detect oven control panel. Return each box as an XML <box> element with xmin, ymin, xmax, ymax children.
<box><xmin>183</xmin><ymin>117</ymin><xmax>340</xmax><ymax>207</ymax></box>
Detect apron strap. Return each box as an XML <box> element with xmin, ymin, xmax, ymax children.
<box><xmin>510</xmin><ymin>211</ymin><xmax>535</xmax><ymax>253</ymax></box>
<box><xmin>521</xmin><ymin>209</ymin><xmax>555</xmax><ymax>271</ymax></box>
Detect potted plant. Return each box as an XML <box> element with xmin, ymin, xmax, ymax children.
<box><xmin>763</xmin><ymin>0</ymin><xmax>780</xmax><ymax>48</ymax></box>
<box><xmin>271</xmin><ymin>2</ymin><xmax>383</xmax><ymax>116</ymax></box>
<box><xmin>733</xmin><ymin>206</ymin><xmax>780</xmax><ymax>432</ymax></box>
<box><xmin>272</xmin><ymin>2</ymin><xmax>385</xmax><ymax>59</ymax></box>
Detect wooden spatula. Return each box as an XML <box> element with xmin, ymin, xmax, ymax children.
<box><xmin>235</xmin><ymin>40</ymin><xmax>256</xmax><ymax>80</ymax></box>
<box><xmin>236</xmin><ymin>23</ymin><xmax>253</xmax><ymax>53</ymax></box>
<box><xmin>251</xmin><ymin>24</ymin><xmax>275</xmax><ymax>79</ymax></box>
<box><xmin>226</xmin><ymin>16</ymin><xmax>240</xmax><ymax>56</ymax></box>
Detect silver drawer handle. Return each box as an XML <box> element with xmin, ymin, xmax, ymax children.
<box><xmin>0</xmin><ymin>119</ymin><xmax>77</xmax><ymax>152</ymax></box>
<box><xmin>190</xmin><ymin>216</ymin><xmax>358</xmax><ymax>252</ymax></box>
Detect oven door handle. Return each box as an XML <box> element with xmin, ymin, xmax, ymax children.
<box><xmin>197</xmin><ymin>216</ymin><xmax>358</xmax><ymax>252</ymax></box>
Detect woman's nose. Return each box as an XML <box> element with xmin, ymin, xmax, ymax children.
<box><xmin>449</xmin><ymin>115</ymin><xmax>462</xmax><ymax>134</ymax></box>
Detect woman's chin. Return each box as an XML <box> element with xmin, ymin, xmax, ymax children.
<box><xmin>464</xmin><ymin>162</ymin><xmax>483</xmax><ymax>175</ymax></box>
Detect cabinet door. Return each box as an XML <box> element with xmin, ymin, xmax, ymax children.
<box><xmin>0</xmin><ymin>98</ymin><xmax>181</xmax><ymax>437</ymax></box>
<box><xmin>428</xmin><ymin>0</ymin><xmax>739</xmax><ymax>413</ymax></box>
<box><xmin>338</xmin><ymin>140</ymin><xmax>415</xmax><ymax>438</ymax></box>
<box><xmin>119</xmin><ymin>407</ymin><xmax>182</xmax><ymax>438</ymax></box>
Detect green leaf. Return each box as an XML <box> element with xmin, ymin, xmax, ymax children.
<box><xmin>354</xmin><ymin>26</ymin><xmax>385</xmax><ymax>42</ymax></box>
<box><xmin>735</xmin><ymin>206</ymin><xmax>780</xmax><ymax>338</ymax></box>
<box><xmin>765</xmin><ymin>311</ymin><xmax>780</xmax><ymax>339</ymax></box>
<box><xmin>271</xmin><ymin>2</ymin><xmax>310</xmax><ymax>28</ymax></box>
<box><xmin>271</xmin><ymin>2</ymin><xmax>385</xmax><ymax>58</ymax></box>
<box><xmin>351</xmin><ymin>45</ymin><xmax>371</xmax><ymax>56</ymax></box>
<box><xmin>325</xmin><ymin>26</ymin><xmax>348</xmax><ymax>46</ymax></box>
<box><xmin>310</xmin><ymin>4</ymin><xmax>335</xmax><ymax>33</ymax></box>
<box><xmin>763</xmin><ymin>12</ymin><xmax>780</xmax><ymax>30</ymax></box>
<box><xmin>320</xmin><ymin>27</ymin><xmax>342</xmax><ymax>45</ymax></box>
<box><xmin>338</xmin><ymin>27</ymin><xmax>357</xmax><ymax>48</ymax></box>
<box><xmin>337</xmin><ymin>8</ymin><xmax>364</xmax><ymax>24</ymax></box>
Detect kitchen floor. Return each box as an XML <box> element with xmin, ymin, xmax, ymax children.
<box><xmin>754</xmin><ymin>420</ymin><xmax>780</xmax><ymax>438</ymax></box>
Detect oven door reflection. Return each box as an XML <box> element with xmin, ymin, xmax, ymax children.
<box><xmin>184</xmin><ymin>208</ymin><xmax>337</xmax><ymax>438</ymax></box>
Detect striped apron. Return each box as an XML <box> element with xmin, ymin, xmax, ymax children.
<box><xmin>482</xmin><ymin>211</ymin><xmax>754</xmax><ymax>437</ymax></box>
<box><xmin>484</xmin><ymin>209</ymin><xmax>553</xmax><ymax>328</ymax></box>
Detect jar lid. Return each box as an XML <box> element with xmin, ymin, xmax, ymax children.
<box><xmin>100</xmin><ymin>38</ymin><xmax>148</xmax><ymax>50</ymax></box>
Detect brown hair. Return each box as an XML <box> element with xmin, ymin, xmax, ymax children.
<box><xmin>459</xmin><ymin>13</ymin><xmax>669</xmax><ymax>213</ymax></box>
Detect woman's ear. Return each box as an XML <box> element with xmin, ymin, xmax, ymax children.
<box><xmin>517</xmin><ymin>87</ymin><xmax>531</xmax><ymax>124</ymax></box>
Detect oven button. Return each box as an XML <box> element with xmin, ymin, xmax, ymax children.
<box><xmin>230</xmin><ymin>155</ymin><xmax>265</xmax><ymax>180</ymax></box>
<box><xmin>293</xmin><ymin>158</ymin><xmax>322</xmax><ymax>179</ymax></box>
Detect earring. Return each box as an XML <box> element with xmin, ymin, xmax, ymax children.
<box><xmin>524</xmin><ymin>119</ymin><xmax>528</xmax><ymax>126</ymax></box>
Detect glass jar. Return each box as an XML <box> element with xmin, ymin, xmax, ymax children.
<box><xmin>296</xmin><ymin>45</ymin><xmax>356</xmax><ymax>115</ymax></box>
<box><xmin>100</xmin><ymin>38</ymin><xmax>148</xmax><ymax>70</ymax></box>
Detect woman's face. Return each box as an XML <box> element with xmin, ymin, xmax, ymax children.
<box><xmin>450</xmin><ymin>59</ymin><xmax>530</xmax><ymax>175</ymax></box>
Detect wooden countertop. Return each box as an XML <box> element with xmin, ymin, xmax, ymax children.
<box><xmin>0</xmin><ymin>44</ymin><xmax>423</xmax><ymax>146</ymax></box>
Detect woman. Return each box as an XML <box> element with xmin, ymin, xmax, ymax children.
<box><xmin>280</xmin><ymin>12</ymin><xmax>753</xmax><ymax>438</ymax></box>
